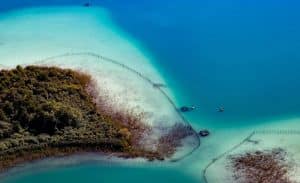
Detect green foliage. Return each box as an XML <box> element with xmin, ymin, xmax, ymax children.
<box><xmin>27</xmin><ymin>101</ymin><xmax>83</xmax><ymax>134</ymax></box>
<box><xmin>0</xmin><ymin>121</ymin><xmax>13</xmax><ymax>138</ymax></box>
<box><xmin>0</xmin><ymin>66</ymin><xmax>162</xmax><ymax>170</ymax></box>
<box><xmin>0</xmin><ymin>66</ymin><xmax>92</xmax><ymax>135</ymax></box>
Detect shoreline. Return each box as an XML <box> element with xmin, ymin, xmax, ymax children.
<box><xmin>0</xmin><ymin>6</ymin><xmax>200</xmax><ymax>182</ymax></box>
<box><xmin>0</xmin><ymin>142</ymin><xmax>162</xmax><ymax>174</ymax></box>
<box><xmin>0</xmin><ymin>66</ymin><xmax>165</xmax><ymax>173</ymax></box>
<box><xmin>0</xmin><ymin>65</ymin><xmax>199</xmax><ymax>173</ymax></box>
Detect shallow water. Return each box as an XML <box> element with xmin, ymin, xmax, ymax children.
<box><xmin>1</xmin><ymin>0</ymin><xmax>300</xmax><ymax>183</ymax></box>
<box><xmin>2</xmin><ymin>163</ymin><xmax>199</xmax><ymax>183</ymax></box>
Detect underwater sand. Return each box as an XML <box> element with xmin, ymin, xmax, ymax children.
<box><xmin>0</xmin><ymin>6</ymin><xmax>200</xmax><ymax>182</ymax></box>
<box><xmin>1</xmin><ymin>3</ymin><xmax>300</xmax><ymax>183</ymax></box>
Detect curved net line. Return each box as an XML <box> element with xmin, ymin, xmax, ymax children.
<box><xmin>202</xmin><ymin>132</ymin><xmax>255</xmax><ymax>183</ymax></box>
<box><xmin>30</xmin><ymin>51</ymin><xmax>200</xmax><ymax>162</ymax></box>
<box><xmin>202</xmin><ymin>129</ymin><xmax>300</xmax><ymax>183</ymax></box>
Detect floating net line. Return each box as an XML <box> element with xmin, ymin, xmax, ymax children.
<box><xmin>202</xmin><ymin>132</ymin><xmax>254</xmax><ymax>183</ymax></box>
<box><xmin>10</xmin><ymin>51</ymin><xmax>201</xmax><ymax>162</ymax></box>
<box><xmin>254</xmin><ymin>129</ymin><xmax>300</xmax><ymax>135</ymax></box>
<box><xmin>202</xmin><ymin>129</ymin><xmax>300</xmax><ymax>183</ymax></box>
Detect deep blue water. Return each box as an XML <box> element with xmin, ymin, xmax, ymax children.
<box><xmin>1</xmin><ymin>0</ymin><xmax>300</xmax><ymax>182</ymax></box>
<box><xmin>1</xmin><ymin>0</ymin><xmax>300</xmax><ymax>127</ymax></box>
<box><xmin>100</xmin><ymin>0</ymin><xmax>300</xmax><ymax>127</ymax></box>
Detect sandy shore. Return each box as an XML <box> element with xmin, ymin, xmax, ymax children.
<box><xmin>0</xmin><ymin>6</ymin><xmax>199</xmax><ymax>173</ymax></box>
<box><xmin>1</xmin><ymin>5</ymin><xmax>300</xmax><ymax>183</ymax></box>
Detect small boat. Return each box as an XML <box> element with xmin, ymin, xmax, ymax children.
<box><xmin>180</xmin><ymin>105</ymin><xmax>196</xmax><ymax>112</ymax></box>
<box><xmin>199</xmin><ymin>130</ymin><xmax>210</xmax><ymax>137</ymax></box>
<box><xmin>217</xmin><ymin>106</ymin><xmax>224</xmax><ymax>112</ymax></box>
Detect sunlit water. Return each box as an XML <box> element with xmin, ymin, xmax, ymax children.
<box><xmin>1</xmin><ymin>0</ymin><xmax>300</xmax><ymax>182</ymax></box>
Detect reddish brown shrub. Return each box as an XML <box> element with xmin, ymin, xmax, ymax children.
<box><xmin>157</xmin><ymin>123</ymin><xmax>194</xmax><ymax>157</ymax></box>
<box><xmin>229</xmin><ymin>148</ymin><xmax>292</xmax><ymax>183</ymax></box>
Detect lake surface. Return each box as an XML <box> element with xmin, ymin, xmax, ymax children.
<box><xmin>2</xmin><ymin>163</ymin><xmax>199</xmax><ymax>183</ymax></box>
<box><xmin>1</xmin><ymin>0</ymin><xmax>300</xmax><ymax>182</ymax></box>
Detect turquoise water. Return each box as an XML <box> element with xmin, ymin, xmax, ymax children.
<box><xmin>2</xmin><ymin>163</ymin><xmax>198</xmax><ymax>183</ymax></box>
<box><xmin>101</xmin><ymin>0</ymin><xmax>300</xmax><ymax>127</ymax></box>
<box><xmin>1</xmin><ymin>0</ymin><xmax>300</xmax><ymax>182</ymax></box>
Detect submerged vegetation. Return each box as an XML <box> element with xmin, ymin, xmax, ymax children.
<box><xmin>157</xmin><ymin>123</ymin><xmax>195</xmax><ymax>157</ymax></box>
<box><xmin>229</xmin><ymin>148</ymin><xmax>292</xmax><ymax>183</ymax></box>
<box><xmin>0</xmin><ymin>66</ymin><xmax>163</xmax><ymax>172</ymax></box>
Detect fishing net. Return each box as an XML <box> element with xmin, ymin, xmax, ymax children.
<box><xmin>204</xmin><ymin>129</ymin><xmax>300</xmax><ymax>183</ymax></box>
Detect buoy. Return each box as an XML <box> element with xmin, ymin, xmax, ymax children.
<box><xmin>199</xmin><ymin>130</ymin><xmax>210</xmax><ymax>137</ymax></box>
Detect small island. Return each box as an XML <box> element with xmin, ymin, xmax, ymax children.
<box><xmin>0</xmin><ymin>66</ymin><xmax>170</xmax><ymax>172</ymax></box>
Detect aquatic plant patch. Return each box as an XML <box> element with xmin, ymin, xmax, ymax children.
<box><xmin>229</xmin><ymin>148</ymin><xmax>292</xmax><ymax>183</ymax></box>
